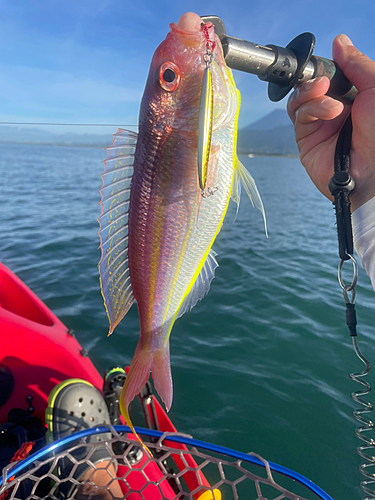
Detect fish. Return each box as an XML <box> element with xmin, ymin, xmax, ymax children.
<box><xmin>98</xmin><ymin>12</ymin><xmax>267</xmax><ymax>447</ymax></box>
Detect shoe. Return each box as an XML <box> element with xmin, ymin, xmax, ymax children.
<box><xmin>45</xmin><ymin>379</ymin><xmax>114</xmax><ymax>498</ymax></box>
<box><xmin>46</xmin><ymin>378</ymin><xmax>111</xmax><ymax>441</ymax></box>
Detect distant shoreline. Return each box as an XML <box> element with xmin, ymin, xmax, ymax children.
<box><xmin>240</xmin><ymin>152</ymin><xmax>299</xmax><ymax>158</ymax></box>
<box><xmin>0</xmin><ymin>140</ymin><xmax>299</xmax><ymax>158</ymax></box>
<box><xmin>0</xmin><ymin>140</ymin><xmax>105</xmax><ymax>149</ymax></box>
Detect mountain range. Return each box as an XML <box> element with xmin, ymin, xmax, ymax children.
<box><xmin>238</xmin><ymin>109</ymin><xmax>298</xmax><ymax>156</ymax></box>
<box><xmin>0</xmin><ymin>125</ymin><xmax>112</xmax><ymax>148</ymax></box>
<box><xmin>0</xmin><ymin>109</ymin><xmax>298</xmax><ymax>156</ymax></box>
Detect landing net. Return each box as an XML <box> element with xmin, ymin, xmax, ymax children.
<box><xmin>0</xmin><ymin>426</ymin><xmax>332</xmax><ymax>500</ymax></box>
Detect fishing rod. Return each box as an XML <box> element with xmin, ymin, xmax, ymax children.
<box><xmin>201</xmin><ymin>14</ymin><xmax>375</xmax><ymax>500</ymax></box>
<box><xmin>201</xmin><ymin>15</ymin><xmax>357</xmax><ymax>103</ymax></box>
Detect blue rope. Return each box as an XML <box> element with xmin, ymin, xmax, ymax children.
<box><xmin>0</xmin><ymin>425</ymin><xmax>333</xmax><ymax>500</ymax></box>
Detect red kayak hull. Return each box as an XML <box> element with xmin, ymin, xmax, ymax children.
<box><xmin>0</xmin><ymin>263</ymin><xmax>103</xmax><ymax>424</ymax></box>
<box><xmin>0</xmin><ymin>263</ymin><xmax>218</xmax><ymax>500</ymax></box>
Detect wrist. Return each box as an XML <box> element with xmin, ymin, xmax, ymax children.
<box><xmin>350</xmin><ymin>178</ymin><xmax>375</xmax><ymax>212</ymax></box>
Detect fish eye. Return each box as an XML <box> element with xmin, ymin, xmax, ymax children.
<box><xmin>159</xmin><ymin>62</ymin><xmax>180</xmax><ymax>92</ymax></box>
<box><xmin>163</xmin><ymin>68</ymin><xmax>175</xmax><ymax>82</ymax></box>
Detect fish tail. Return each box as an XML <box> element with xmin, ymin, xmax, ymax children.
<box><xmin>119</xmin><ymin>341</ymin><xmax>152</xmax><ymax>454</ymax></box>
<box><xmin>151</xmin><ymin>341</ymin><xmax>173</xmax><ymax>411</ymax></box>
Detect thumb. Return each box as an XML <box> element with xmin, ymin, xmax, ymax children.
<box><xmin>332</xmin><ymin>34</ymin><xmax>375</xmax><ymax>92</ymax></box>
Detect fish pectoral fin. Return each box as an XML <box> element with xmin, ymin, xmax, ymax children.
<box><xmin>230</xmin><ymin>167</ymin><xmax>241</xmax><ymax>222</ymax></box>
<box><xmin>205</xmin><ymin>143</ymin><xmax>220</xmax><ymax>190</ymax></box>
<box><xmin>177</xmin><ymin>249</ymin><xmax>218</xmax><ymax>319</ymax></box>
<box><xmin>119</xmin><ymin>342</ymin><xmax>153</xmax><ymax>454</ymax></box>
<box><xmin>196</xmin><ymin>144</ymin><xmax>221</xmax><ymax>225</ymax></box>
<box><xmin>98</xmin><ymin>129</ymin><xmax>137</xmax><ymax>333</ymax></box>
<box><xmin>233</xmin><ymin>158</ymin><xmax>268</xmax><ymax>237</ymax></box>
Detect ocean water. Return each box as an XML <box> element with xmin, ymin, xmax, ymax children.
<box><xmin>1</xmin><ymin>141</ymin><xmax>375</xmax><ymax>500</ymax></box>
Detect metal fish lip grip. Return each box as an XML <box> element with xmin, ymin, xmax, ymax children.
<box><xmin>201</xmin><ymin>15</ymin><xmax>358</xmax><ymax>104</ymax></box>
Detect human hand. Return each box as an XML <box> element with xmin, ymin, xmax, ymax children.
<box><xmin>287</xmin><ymin>34</ymin><xmax>375</xmax><ymax>212</ymax></box>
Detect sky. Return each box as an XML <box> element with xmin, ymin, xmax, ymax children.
<box><xmin>0</xmin><ymin>0</ymin><xmax>374</xmax><ymax>137</ymax></box>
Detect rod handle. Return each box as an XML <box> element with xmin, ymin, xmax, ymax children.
<box><xmin>311</xmin><ymin>56</ymin><xmax>358</xmax><ymax>103</ymax></box>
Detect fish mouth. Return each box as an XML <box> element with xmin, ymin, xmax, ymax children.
<box><xmin>169</xmin><ymin>12</ymin><xmax>205</xmax><ymax>46</ymax></box>
<box><xmin>175</xmin><ymin>12</ymin><xmax>203</xmax><ymax>33</ymax></box>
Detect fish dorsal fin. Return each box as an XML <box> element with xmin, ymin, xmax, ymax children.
<box><xmin>231</xmin><ymin>158</ymin><xmax>268</xmax><ymax>237</ymax></box>
<box><xmin>177</xmin><ymin>249</ymin><xmax>218</xmax><ymax>319</ymax></box>
<box><xmin>98</xmin><ymin>129</ymin><xmax>137</xmax><ymax>334</ymax></box>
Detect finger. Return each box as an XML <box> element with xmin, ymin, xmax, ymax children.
<box><xmin>332</xmin><ymin>34</ymin><xmax>375</xmax><ymax>93</ymax></box>
<box><xmin>296</xmin><ymin>96</ymin><xmax>344</xmax><ymax>125</ymax></box>
<box><xmin>294</xmin><ymin>95</ymin><xmax>344</xmax><ymax>141</ymax></box>
<box><xmin>287</xmin><ymin>76</ymin><xmax>330</xmax><ymax>123</ymax></box>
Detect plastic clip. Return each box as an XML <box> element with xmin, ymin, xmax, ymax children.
<box><xmin>328</xmin><ymin>171</ymin><xmax>355</xmax><ymax>195</ymax></box>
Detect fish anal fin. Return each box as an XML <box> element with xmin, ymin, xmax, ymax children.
<box><xmin>177</xmin><ymin>249</ymin><xmax>218</xmax><ymax>319</ymax></box>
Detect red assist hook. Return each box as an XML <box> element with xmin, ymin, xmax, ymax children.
<box><xmin>201</xmin><ymin>22</ymin><xmax>216</xmax><ymax>54</ymax></box>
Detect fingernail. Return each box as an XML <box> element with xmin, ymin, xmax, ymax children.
<box><xmin>302</xmin><ymin>79</ymin><xmax>314</xmax><ymax>90</ymax></box>
<box><xmin>321</xmin><ymin>97</ymin><xmax>342</xmax><ymax>110</ymax></box>
<box><xmin>312</xmin><ymin>76</ymin><xmax>325</xmax><ymax>85</ymax></box>
<box><xmin>339</xmin><ymin>34</ymin><xmax>353</xmax><ymax>46</ymax></box>
<box><xmin>300</xmin><ymin>80</ymin><xmax>313</xmax><ymax>93</ymax></box>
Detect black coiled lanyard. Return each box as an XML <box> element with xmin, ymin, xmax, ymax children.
<box><xmin>329</xmin><ymin>113</ymin><xmax>375</xmax><ymax>500</ymax></box>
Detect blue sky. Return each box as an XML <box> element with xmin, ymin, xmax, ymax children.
<box><xmin>0</xmin><ymin>0</ymin><xmax>374</xmax><ymax>135</ymax></box>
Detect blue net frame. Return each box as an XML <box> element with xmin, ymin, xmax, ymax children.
<box><xmin>0</xmin><ymin>425</ymin><xmax>333</xmax><ymax>500</ymax></box>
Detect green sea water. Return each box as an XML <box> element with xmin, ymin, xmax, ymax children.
<box><xmin>1</xmin><ymin>142</ymin><xmax>375</xmax><ymax>499</ymax></box>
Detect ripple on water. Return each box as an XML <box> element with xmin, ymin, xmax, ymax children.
<box><xmin>1</xmin><ymin>146</ymin><xmax>374</xmax><ymax>500</ymax></box>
